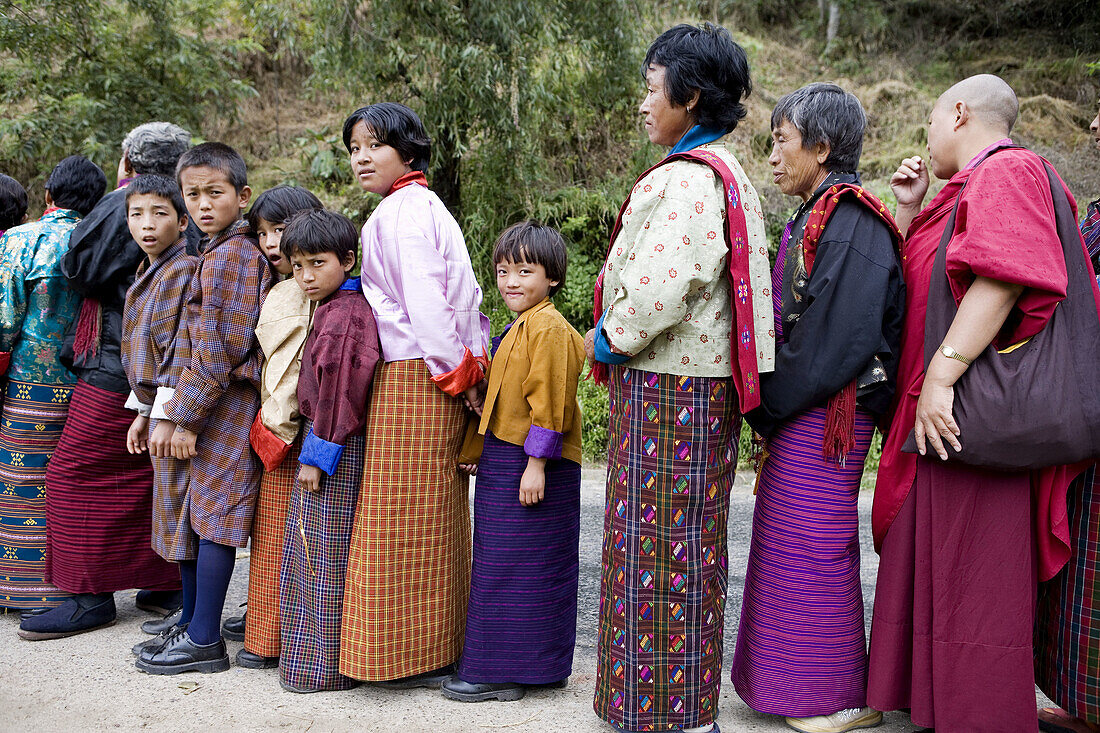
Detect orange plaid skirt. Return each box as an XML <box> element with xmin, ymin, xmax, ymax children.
<box><xmin>244</xmin><ymin>439</ymin><xmax>300</xmax><ymax>657</ymax></box>
<box><xmin>339</xmin><ymin>359</ymin><xmax>471</xmax><ymax>680</ymax></box>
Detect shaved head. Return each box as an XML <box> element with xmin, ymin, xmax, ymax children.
<box><xmin>936</xmin><ymin>74</ymin><xmax>1018</xmax><ymax>135</ymax></box>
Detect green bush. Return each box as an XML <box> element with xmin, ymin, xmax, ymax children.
<box><xmin>578</xmin><ymin>374</ymin><xmax>610</xmax><ymax>462</ymax></box>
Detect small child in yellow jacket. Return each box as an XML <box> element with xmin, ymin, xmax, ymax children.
<box><xmin>442</xmin><ymin>221</ymin><xmax>584</xmax><ymax>703</ymax></box>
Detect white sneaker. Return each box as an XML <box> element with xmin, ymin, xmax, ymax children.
<box><xmin>785</xmin><ymin>707</ymin><xmax>883</xmax><ymax>733</ymax></box>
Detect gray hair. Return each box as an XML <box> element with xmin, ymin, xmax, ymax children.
<box><xmin>122</xmin><ymin>122</ymin><xmax>191</xmax><ymax>177</ymax></box>
<box><xmin>771</xmin><ymin>83</ymin><xmax>865</xmax><ymax>172</ymax></box>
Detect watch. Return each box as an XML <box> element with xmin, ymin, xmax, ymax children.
<box><xmin>939</xmin><ymin>344</ymin><xmax>973</xmax><ymax>366</ymax></box>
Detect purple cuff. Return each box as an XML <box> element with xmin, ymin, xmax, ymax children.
<box><xmin>524</xmin><ymin>424</ymin><xmax>563</xmax><ymax>460</ymax></box>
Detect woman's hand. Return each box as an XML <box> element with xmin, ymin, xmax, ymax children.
<box><xmin>463</xmin><ymin>379</ymin><xmax>486</xmax><ymax>416</ymax></box>
<box><xmin>149</xmin><ymin>420</ymin><xmax>177</xmax><ymax>458</ymax></box>
<box><xmin>171</xmin><ymin>426</ymin><xmax>199</xmax><ymax>460</ymax></box>
<box><xmin>584</xmin><ymin>329</ymin><xmax>596</xmax><ymax>364</ymax></box>
<box><xmin>913</xmin><ymin>375</ymin><xmax>961</xmax><ymax>460</ymax></box>
<box><xmin>126</xmin><ymin>415</ymin><xmax>149</xmax><ymax>454</ymax></box>
<box><xmin>298</xmin><ymin>464</ymin><xmax>323</xmax><ymax>493</ymax></box>
<box><xmin>519</xmin><ymin>456</ymin><xmax>546</xmax><ymax>506</ymax></box>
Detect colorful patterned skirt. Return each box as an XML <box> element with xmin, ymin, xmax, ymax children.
<box><xmin>44</xmin><ymin>380</ymin><xmax>178</xmax><ymax>593</ymax></box>
<box><xmin>457</xmin><ymin>432</ymin><xmax>580</xmax><ymax>685</ymax></box>
<box><xmin>594</xmin><ymin>367</ymin><xmax>740</xmax><ymax>731</ymax></box>
<box><xmin>280</xmin><ymin>423</ymin><xmax>363</xmax><ymax>691</ymax></box>
<box><xmin>340</xmin><ymin>359</ymin><xmax>471</xmax><ymax>681</ymax></box>
<box><xmin>149</xmin><ymin>417</ymin><xmax>197</xmax><ymax>562</ymax></box>
<box><xmin>731</xmin><ymin>406</ymin><xmax>875</xmax><ymax>717</ymax></box>
<box><xmin>1036</xmin><ymin>464</ymin><xmax>1100</xmax><ymax>724</ymax></box>
<box><xmin>245</xmin><ymin>437</ymin><xmax>300</xmax><ymax>658</ymax></box>
<box><xmin>0</xmin><ymin>380</ymin><xmax>73</xmax><ymax>608</ymax></box>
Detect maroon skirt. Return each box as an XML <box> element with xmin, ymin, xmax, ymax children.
<box><xmin>44</xmin><ymin>380</ymin><xmax>179</xmax><ymax>593</ymax></box>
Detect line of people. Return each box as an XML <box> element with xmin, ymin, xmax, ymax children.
<box><xmin>0</xmin><ymin>19</ymin><xmax>1097</xmax><ymax>733</ymax></box>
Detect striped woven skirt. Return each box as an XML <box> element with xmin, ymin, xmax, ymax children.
<box><xmin>594</xmin><ymin>367</ymin><xmax>740</xmax><ymax>731</ymax></box>
<box><xmin>730</xmin><ymin>406</ymin><xmax>875</xmax><ymax>717</ymax></box>
<box><xmin>339</xmin><ymin>359</ymin><xmax>471</xmax><ymax>681</ymax></box>
<box><xmin>0</xmin><ymin>380</ymin><xmax>73</xmax><ymax>608</ymax></box>
<box><xmin>280</xmin><ymin>422</ymin><xmax>363</xmax><ymax>691</ymax></box>
<box><xmin>149</xmin><ymin>417</ymin><xmax>197</xmax><ymax>562</ymax></box>
<box><xmin>44</xmin><ymin>380</ymin><xmax>178</xmax><ymax>593</ymax></box>
<box><xmin>245</xmin><ymin>438</ymin><xmax>300</xmax><ymax>658</ymax></box>
<box><xmin>457</xmin><ymin>431</ymin><xmax>580</xmax><ymax>684</ymax></box>
<box><xmin>1036</xmin><ymin>464</ymin><xmax>1100</xmax><ymax>724</ymax></box>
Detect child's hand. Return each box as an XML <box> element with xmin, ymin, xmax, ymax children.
<box><xmin>458</xmin><ymin>463</ymin><xmax>478</xmax><ymax>475</ymax></box>
<box><xmin>519</xmin><ymin>456</ymin><xmax>546</xmax><ymax>506</ymax></box>
<box><xmin>170</xmin><ymin>426</ymin><xmax>199</xmax><ymax>460</ymax></box>
<box><xmin>126</xmin><ymin>415</ymin><xmax>149</xmax><ymax>454</ymax></box>
<box><xmin>149</xmin><ymin>420</ymin><xmax>177</xmax><ymax>458</ymax></box>
<box><xmin>298</xmin><ymin>464</ymin><xmax>323</xmax><ymax>493</ymax></box>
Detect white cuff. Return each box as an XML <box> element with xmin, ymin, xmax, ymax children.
<box><xmin>125</xmin><ymin>390</ymin><xmax>152</xmax><ymax>417</ymax></box>
<box><xmin>151</xmin><ymin>387</ymin><xmax>176</xmax><ymax>420</ymax></box>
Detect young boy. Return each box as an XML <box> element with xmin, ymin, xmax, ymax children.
<box><xmin>136</xmin><ymin>143</ymin><xmax>274</xmax><ymax>675</ymax></box>
<box><xmin>0</xmin><ymin>173</ymin><xmax>28</xmax><ymax>237</ymax></box>
<box><xmin>278</xmin><ymin>209</ymin><xmax>380</xmax><ymax>693</ymax></box>
<box><xmin>119</xmin><ymin>174</ymin><xmax>198</xmax><ymax>653</ymax></box>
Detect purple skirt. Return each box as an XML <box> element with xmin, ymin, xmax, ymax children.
<box><xmin>456</xmin><ymin>431</ymin><xmax>580</xmax><ymax>684</ymax></box>
<box><xmin>731</xmin><ymin>406</ymin><xmax>875</xmax><ymax>717</ymax></box>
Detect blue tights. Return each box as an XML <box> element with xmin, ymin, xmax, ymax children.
<box><xmin>178</xmin><ymin>539</ymin><xmax>236</xmax><ymax>645</ymax></box>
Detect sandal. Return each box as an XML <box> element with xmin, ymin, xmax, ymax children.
<box><xmin>1039</xmin><ymin>707</ymin><xmax>1100</xmax><ymax>733</ymax></box>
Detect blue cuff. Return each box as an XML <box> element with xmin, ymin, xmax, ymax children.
<box><xmin>299</xmin><ymin>427</ymin><xmax>344</xmax><ymax>476</ymax></box>
<box><xmin>594</xmin><ymin>311</ymin><xmax>631</xmax><ymax>365</ymax></box>
<box><xmin>524</xmin><ymin>425</ymin><xmax>564</xmax><ymax>460</ymax></box>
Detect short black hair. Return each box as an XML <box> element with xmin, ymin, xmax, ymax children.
<box><xmin>771</xmin><ymin>83</ymin><xmax>865</xmax><ymax>173</ymax></box>
<box><xmin>125</xmin><ymin>174</ymin><xmax>187</xmax><ymax>219</ymax></box>
<box><xmin>342</xmin><ymin>103</ymin><xmax>431</xmax><ymax>173</ymax></box>
<box><xmin>492</xmin><ymin>221</ymin><xmax>567</xmax><ymax>297</ymax></box>
<box><xmin>642</xmin><ymin>23</ymin><xmax>752</xmax><ymax>133</ymax></box>
<box><xmin>175</xmin><ymin>142</ymin><xmax>248</xmax><ymax>192</ymax></box>
<box><xmin>0</xmin><ymin>174</ymin><xmax>28</xmax><ymax>231</ymax></box>
<box><xmin>280</xmin><ymin>209</ymin><xmax>359</xmax><ymax>267</ymax></box>
<box><xmin>45</xmin><ymin>156</ymin><xmax>107</xmax><ymax>217</ymax></box>
<box><xmin>247</xmin><ymin>186</ymin><xmax>324</xmax><ymax>233</ymax></box>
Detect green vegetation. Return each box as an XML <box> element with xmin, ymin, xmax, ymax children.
<box><xmin>2</xmin><ymin>0</ymin><xmax>1097</xmax><ymax>465</ymax></box>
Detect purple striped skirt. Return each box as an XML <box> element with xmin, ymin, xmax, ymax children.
<box><xmin>456</xmin><ymin>431</ymin><xmax>581</xmax><ymax>684</ymax></box>
<box><xmin>731</xmin><ymin>405</ymin><xmax>874</xmax><ymax>717</ymax></box>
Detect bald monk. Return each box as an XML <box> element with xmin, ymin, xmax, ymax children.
<box><xmin>867</xmin><ymin>74</ymin><xmax>1089</xmax><ymax>732</ymax></box>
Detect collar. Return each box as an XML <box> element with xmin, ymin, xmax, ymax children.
<box><xmin>507</xmin><ymin>297</ymin><xmax>554</xmax><ymax>330</ymax></box>
<box><xmin>201</xmin><ymin>218</ymin><xmax>250</xmax><ymax>252</ymax></box>
<box><xmin>667</xmin><ymin>125</ymin><xmax>727</xmax><ymax>156</ymax></box>
<box><xmin>387</xmin><ymin>171</ymin><xmax>427</xmax><ymax>196</ymax></box>
<box><xmin>965</xmin><ymin>137</ymin><xmax>1013</xmax><ymax>170</ymax></box>
<box><xmin>790</xmin><ymin>171</ymin><xmax>859</xmax><ymax>224</ymax></box>
<box><xmin>339</xmin><ymin>276</ymin><xmax>361</xmax><ymax>292</ymax></box>
<box><xmin>116</xmin><ymin>176</ymin><xmax>135</xmax><ymax>190</ymax></box>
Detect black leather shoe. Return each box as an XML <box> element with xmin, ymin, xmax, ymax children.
<box><xmin>221</xmin><ymin>611</ymin><xmax>245</xmax><ymax>641</ymax></box>
<box><xmin>18</xmin><ymin>595</ymin><xmax>117</xmax><ymax>640</ymax></box>
<box><xmin>135</xmin><ymin>589</ymin><xmax>184</xmax><ymax>617</ymax></box>
<box><xmin>141</xmin><ymin>609</ymin><xmax>182</xmax><ymax>635</ymax></box>
<box><xmin>440</xmin><ymin>676</ymin><xmax>526</xmax><ymax>702</ymax></box>
<box><xmin>374</xmin><ymin>663</ymin><xmax>457</xmax><ymax>690</ymax></box>
<box><xmin>132</xmin><ymin>621</ymin><xmax>187</xmax><ymax>656</ymax></box>
<box><xmin>135</xmin><ymin>628</ymin><xmax>230</xmax><ymax>675</ymax></box>
<box><xmin>236</xmin><ymin>649</ymin><xmax>278</xmax><ymax>669</ymax></box>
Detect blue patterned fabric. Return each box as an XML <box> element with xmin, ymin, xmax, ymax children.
<box><xmin>0</xmin><ymin>209</ymin><xmax>82</xmax><ymax>385</ymax></box>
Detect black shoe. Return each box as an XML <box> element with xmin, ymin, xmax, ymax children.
<box><xmin>280</xmin><ymin>679</ymin><xmax>321</xmax><ymax>694</ymax></box>
<box><xmin>440</xmin><ymin>676</ymin><xmax>526</xmax><ymax>702</ymax></box>
<box><xmin>374</xmin><ymin>663</ymin><xmax>457</xmax><ymax>690</ymax></box>
<box><xmin>221</xmin><ymin>610</ymin><xmax>245</xmax><ymax>641</ymax></box>
<box><xmin>141</xmin><ymin>609</ymin><xmax>182</xmax><ymax>635</ymax></box>
<box><xmin>18</xmin><ymin>594</ymin><xmax>117</xmax><ymax>641</ymax></box>
<box><xmin>135</xmin><ymin>589</ymin><xmax>184</xmax><ymax>617</ymax></box>
<box><xmin>132</xmin><ymin>621</ymin><xmax>188</xmax><ymax>656</ymax></box>
<box><xmin>236</xmin><ymin>649</ymin><xmax>278</xmax><ymax>669</ymax></box>
<box><xmin>18</xmin><ymin>608</ymin><xmax>49</xmax><ymax>621</ymax></box>
<box><xmin>135</xmin><ymin>628</ymin><xmax>229</xmax><ymax>675</ymax></box>
<box><xmin>526</xmin><ymin>678</ymin><xmax>568</xmax><ymax>690</ymax></box>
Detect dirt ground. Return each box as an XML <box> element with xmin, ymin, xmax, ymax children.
<box><xmin>0</xmin><ymin>469</ymin><xmax>1050</xmax><ymax>732</ymax></box>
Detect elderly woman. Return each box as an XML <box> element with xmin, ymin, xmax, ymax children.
<box><xmin>729</xmin><ymin>83</ymin><xmax>903</xmax><ymax>733</ymax></box>
<box><xmin>1033</xmin><ymin>101</ymin><xmax>1100</xmax><ymax>733</ymax></box>
<box><xmin>586</xmin><ymin>23</ymin><xmax>774</xmax><ymax>733</ymax></box>
<box><xmin>18</xmin><ymin>123</ymin><xmax>197</xmax><ymax>640</ymax></box>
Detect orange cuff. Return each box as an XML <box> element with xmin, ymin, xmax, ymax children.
<box><xmin>249</xmin><ymin>411</ymin><xmax>291</xmax><ymax>472</ymax></box>
<box><xmin>430</xmin><ymin>347</ymin><xmax>486</xmax><ymax>396</ymax></box>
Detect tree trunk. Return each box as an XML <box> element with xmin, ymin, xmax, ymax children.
<box><xmin>825</xmin><ymin>2</ymin><xmax>840</xmax><ymax>54</ymax></box>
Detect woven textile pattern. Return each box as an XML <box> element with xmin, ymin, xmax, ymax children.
<box><xmin>594</xmin><ymin>366</ymin><xmax>740</xmax><ymax>730</ymax></box>
<box><xmin>0</xmin><ymin>380</ymin><xmax>72</xmax><ymax>607</ymax></box>
<box><xmin>340</xmin><ymin>359</ymin><xmax>471</xmax><ymax>681</ymax></box>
